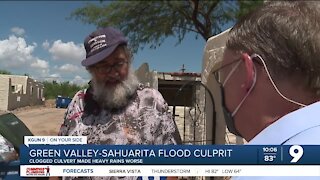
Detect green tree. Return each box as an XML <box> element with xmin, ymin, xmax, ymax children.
<box><xmin>43</xmin><ymin>81</ymin><xmax>85</xmax><ymax>99</ymax></box>
<box><xmin>0</xmin><ymin>70</ymin><xmax>12</xmax><ymax>75</ymax></box>
<box><xmin>71</xmin><ymin>0</ymin><xmax>263</xmax><ymax>52</ymax></box>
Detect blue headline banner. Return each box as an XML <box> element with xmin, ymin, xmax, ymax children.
<box><xmin>19</xmin><ymin>145</ymin><xmax>320</xmax><ymax>165</ymax></box>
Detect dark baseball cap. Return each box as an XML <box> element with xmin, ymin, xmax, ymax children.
<box><xmin>81</xmin><ymin>27</ymin><xmax>128</xmax><ymax>67</ymax></box>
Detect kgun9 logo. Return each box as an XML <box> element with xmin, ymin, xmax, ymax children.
<box><xmin>289</xmin><ymin>145</ymin><xmax>304</xmax><ymax>163</ymax></box>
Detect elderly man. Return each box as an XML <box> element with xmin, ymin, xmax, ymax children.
<box><xmin>57</xmin><ymin>27</ymin><xmax>181</xmax><ymax>180</ymax></box>
<box><xmin>59</xmin><ymin>27</ymin><xmax>181</xmax><ymax>145</ymax></box>
<box><xmin>213</xmin><ymin>1</ymin><xmax>320</xmax><ymax>179</ymax></box>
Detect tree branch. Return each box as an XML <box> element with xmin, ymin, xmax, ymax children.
<box><xmin>207</xmin><ymin>1</ymin><xmax>219</xmax><ymax>15</ymax></box>
<box><xmin>190</xmin><ymin>0</ymin><xmax>207</xmax><ymax>39</ymax></box>
<box><xmin>203</xmin><ymin>1</ymin><xmax>220</xmax><ymax>38</ymax></box>
<box><xmin>172</xmin><ymin>25</ymin><xmax>199</xmax><ymax>34</ymax></box>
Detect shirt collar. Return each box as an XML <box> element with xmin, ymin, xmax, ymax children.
<box><xmin>249</xmin><ymin>101</ymin><xmax>320</xmax><ymax>145</ymax></box>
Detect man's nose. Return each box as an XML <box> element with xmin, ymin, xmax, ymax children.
<box><xmin>107</xmin><ymin>68</ymin><xmax>120</xmax><ymax>78</ymax></box>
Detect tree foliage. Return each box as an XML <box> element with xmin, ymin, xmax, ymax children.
<box><xmin>0</xmin><ymin>70</ymin><xmax>31</xmax><ymax>76</ymax></box>
<box><xmin>43</xmin><ymin>81</ymin><xmax>87</xmax><ymax>99</ymax></box>
<box><xmin>0</xmin><ymin>70</ymin><xmax>12</xmax><ymax>75</ymax></box>
<box><xmin>71</xmin><ymin>0</ymin><xmax>263</xmax><ymax>52</ymax></box>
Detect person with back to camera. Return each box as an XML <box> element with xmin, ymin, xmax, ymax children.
<box><xmin>212</xmin><ymin>1</ymin><xmax>320</xmax><ymax>179</ymax></box>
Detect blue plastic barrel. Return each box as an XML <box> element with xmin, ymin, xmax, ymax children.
<box><xmin>55</xmin><ymin>96</ymin><xmax>72</xmax><ymax>108</ymax></box>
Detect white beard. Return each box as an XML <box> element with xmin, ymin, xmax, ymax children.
<box><xmin>91</xmin><ymin>68</ymin><xmax>139</xmax><ymax>109</ymax></box>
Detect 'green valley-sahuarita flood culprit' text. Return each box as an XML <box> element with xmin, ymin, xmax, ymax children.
<box><xmin>29</xmin><ymin>148</ymin><xmax>233</xmax><ymax>158</ymax></box>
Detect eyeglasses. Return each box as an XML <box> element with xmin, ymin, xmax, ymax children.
<box><xmin>212</xmin><ymin>58</ymin><xmax>241</xmax><ymax>84</ymax></box>
<box><xmin>93</xmin><ymin>61</ymin><xmax>128</xmax><ymax>74</ymax></box>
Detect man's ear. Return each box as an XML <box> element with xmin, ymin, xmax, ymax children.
<box><xmin>242</xmin><ymin>53</ymin><xmax>255</xmax><ymax>91</ymax></box>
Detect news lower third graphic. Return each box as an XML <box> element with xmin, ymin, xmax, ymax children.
<box><xmin>15</xmin><ymin>136</ymin><xmax>320</xmax><ymax>177</ymax></box>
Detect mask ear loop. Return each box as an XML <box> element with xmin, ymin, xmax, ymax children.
<box><xmin>222</xmin><ymin>60</ymin><xmax>242</xmax><ymax>87</ymax></box>
<box><xmin>243</xmin><ymin>53</ymin><xmax>255</xmax><ymax>91</ymax></box>
<box><xmin>231</xmin><ymin>56</ymin><xmax>257</xmax><ymax>117</ymax></box>
<box><xmin>251</xmin><ymin>53</ymin><xmax>306</xmax><ymax>107</ymax></box>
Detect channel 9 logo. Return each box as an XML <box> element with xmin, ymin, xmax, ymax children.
<box><xmin>289</xmin><ymin>145</ymin><xmax>304</xmax><ymax>163</ymax></box>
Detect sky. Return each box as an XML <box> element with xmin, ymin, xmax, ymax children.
<box><xmin>0</xmin><ymin>1</ymin><xmax>232</xmax><ymax>85</ymax></box>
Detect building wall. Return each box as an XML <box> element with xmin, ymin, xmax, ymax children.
<box><xmin>0</xmin><ymin>75</ymin><xmax>44</xmax><ymax>111</ymax></box>
<box><xmin>0</xmin><ymin>77</ymin><xmax>10</xmax><ymax>111</ymax></box>
<box><xmin>135</xmin><ymin>63</ymin><xmax>158</xmax><ymax>89</ymax></box>
<box><xmin>135</xmin><ymin>64</ymin><xmax>208</xmax><ymax>144</ymax></box>
<box><xmin>4</xmin><ymin>75</ymin><xmax>28</xmax><ymax>94</ymax></box>
<box><xmin>201</xmin><ymin>29</ymin><xmax>245</xmax><ymax>145</ymax></box>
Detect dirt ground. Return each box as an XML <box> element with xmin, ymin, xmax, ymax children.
<box><xmin>13</xmin><ymin>106</ymin><xmax>66</xmax><ymax>136</ymax></box>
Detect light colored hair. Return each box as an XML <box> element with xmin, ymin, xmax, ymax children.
<box><xmin>227</xmin><ymin>1</ymin><xmax>320</xmax><ymax>95</ymax></box>
<box><xmin>91</xmin><ymin>67</ymin><xmax>139</xmax><ymax>109</ymax></box>
<box><xmin>86</xmin><ymin>44</ymin><xmax>138</xmax><ymax>108</ymax></box>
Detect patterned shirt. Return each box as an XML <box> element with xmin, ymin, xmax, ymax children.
<box><xmin>0</xmin><ymin>111</ymin><xmax>16</xmax><ymax>161</ymax></box>
<box><xmin>59</xmin><ymin>85</ymin><xmax>181</xmax><ymax>180</ymax></box>
<box><xmin>0</xmin><ymin>135</ymin><xmax>16</xmax><ymax>161</ymax></box>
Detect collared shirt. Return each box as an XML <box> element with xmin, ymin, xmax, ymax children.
<box><xmin>59</xmin><ymin>84</ymin><xmax>181</xmax><ymax>145</ymax></box>
<box><xmin>232</xmin><ymin>101</ymin><xmax>320</xmax><ymax>180</ymax></box>
<box><xmin>249</xmin><ymin>101</ymin><xmax>320</xmax><ymax>145</ymax></box>
<box><xmin>59</xmin><ymin>85</ymin><xmax>181</xmax><ymax>180</ymax></box>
